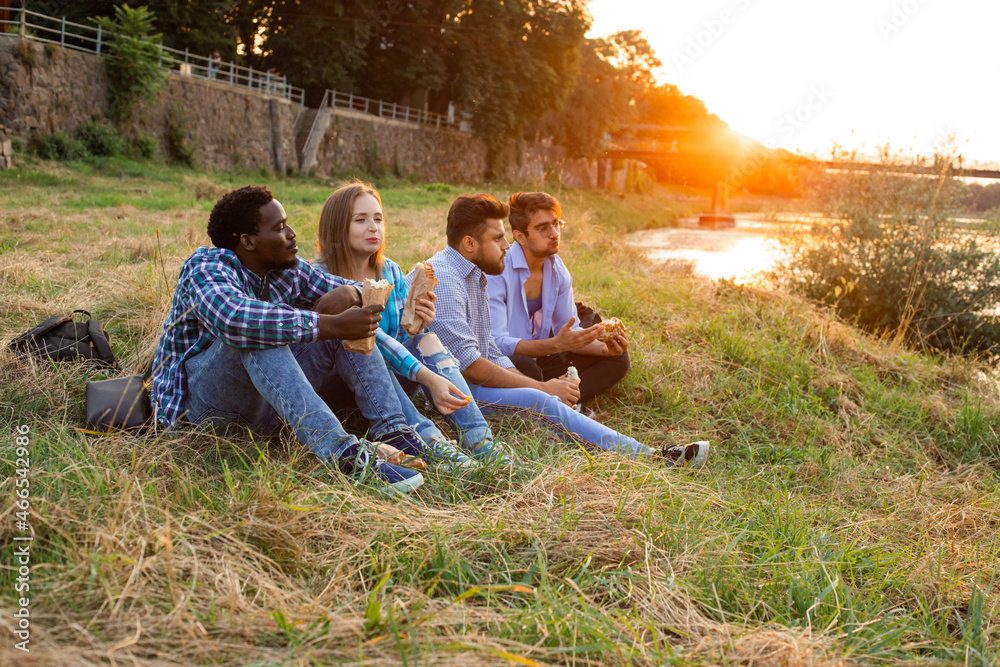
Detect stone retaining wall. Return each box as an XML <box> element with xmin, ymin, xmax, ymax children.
<box><xmin>0</xmin><ymin>123</ymin><xmax>12</xmax><ymax>169</ymax></box>
<box><xmin>0</xmin><ymin>34</ymin><xmax>584</xmax><ymax>186</ymax></box>
<box><xmin>314</xmin><ymin>109</ymin><xmax>488</xmax><ymax>183</ymax></box>
<box><xmin>0</xmin><ymin>35</ymin><xmax>298</xmax><ymax>172</ymax></box>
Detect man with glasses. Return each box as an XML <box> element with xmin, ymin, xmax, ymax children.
<box><xmin>487</xmin><ymin>192</ymin><xmax>631</xmax><ymax>406</ymax></box>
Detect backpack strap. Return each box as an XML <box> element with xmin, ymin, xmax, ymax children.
<box><xmin>72</xmin><ymin>309</ymin><xmax>93</xmax><ymax>321</ymax></box>
<box><xmin>86</xmin><ymin>318</ymin><xmax>117</xmax><ymax>368</ymax></box>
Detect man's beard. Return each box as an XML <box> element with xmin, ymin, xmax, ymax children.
<box><xmin>475</xmin><ymin>250</ymin><xmax>505</xmax><ymax>275</ymax></box>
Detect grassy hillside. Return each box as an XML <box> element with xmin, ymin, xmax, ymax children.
<box><xmin>1</xmin><ymin>157</ymin><xmax>998</xmax><ymax>665</ymax></box>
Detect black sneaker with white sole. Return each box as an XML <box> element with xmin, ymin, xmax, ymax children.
<box><xmin>661</xmin><ymin>440</ymin><xmax>710</xmax><ymax>468</ymax></box>
<box><xmin>338</xmin><ymin>439</ymin><xmax>424</xmax><ymax>494</ymax></box>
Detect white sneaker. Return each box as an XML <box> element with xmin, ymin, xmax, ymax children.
<box><xmin>661</xmin><ymin>441</ymin><xmax>710</xmax><ymax>468</ymax></box>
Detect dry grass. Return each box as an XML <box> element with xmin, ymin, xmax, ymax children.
<box><xmin>1</xmin><ymin>161</ymin><xmax>999</xmax><ymax>664</ymax></box>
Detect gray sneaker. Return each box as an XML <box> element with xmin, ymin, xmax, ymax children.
<box><xmin>425</xmin><ymin>435</ymin><xmax>476</xmax><ymax>471</ymax></box>
<box><xmin>468</xmin><ymin>439</ymin><xmax>514</xmax><ymax>467</ymax></box>
<box><xmin>661</xmin><ymin>441</ymin><xmax>710</xmax><ymax>468</ymax></box>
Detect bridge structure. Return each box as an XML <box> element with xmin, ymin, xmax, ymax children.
<box><xmin>604</xmin><ymin>125</ymin><xmax>1000</xmax><ymax>180</ymax></box>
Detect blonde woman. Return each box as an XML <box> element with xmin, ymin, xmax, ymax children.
<box><xmin>314</xmin><ymin>181</ymin><xmax>511</xmax><ymax>466</ymax></box>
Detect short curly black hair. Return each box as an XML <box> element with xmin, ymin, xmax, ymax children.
<box><xmin>207</xmin><ymin>185</ymin><xmax>274</xmax><ymax>250</ymax></box>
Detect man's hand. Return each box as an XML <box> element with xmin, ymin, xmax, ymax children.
<box><xmin>417</xmin><ymin>368</ymin><xmax>470</xmax><ymax>415</ymax></box>
<box><xmin>552</xmin><ymin>317</ymin><xmax>601</xmax><ymax>353</ymax></box>
<box><xmin>540</xmin><ymin>378</ymin><xmax>580</xmax><ymax>407</ymax></box>
<box><xmin>318</xmin><ymin>304</ymin><xmax>383</xmax><ymax>341</ymax></box>
<box><xmin>314</xmin><ymin>285</ymin><xmax>362</xmax><ymax>315</ymax></box>
<box><xmin>603</xmin><ymin>330</ymin><xmax>629</xmax><ymax>356</ymax></box>
<box><xmin>413</xmin><ymin>291</ymin><xmax>436</xmax><ymax>326</ymax></box>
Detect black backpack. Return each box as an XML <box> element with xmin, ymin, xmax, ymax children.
<box><xmin>8</xmin><ymin>310</ymin><xmax>116</xmax><ymax>368</ymax></box>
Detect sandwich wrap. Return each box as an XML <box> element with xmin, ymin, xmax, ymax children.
<box><xmin>401</xmin><ymin>261</ymin><xmax>438</xmax><ymax>336</ymax></box>
<box><xmin>343</xmin><ymin>278</ymin><xmax>394</xmax><ymax>354</ymax></box>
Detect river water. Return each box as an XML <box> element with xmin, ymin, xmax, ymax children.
<box><xmin>626</xmin><ymin>213</ymin><xmax>818</xmax><ymax>285</ymax></box>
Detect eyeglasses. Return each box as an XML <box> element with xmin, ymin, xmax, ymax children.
<box><xmin>531</xmin><ymin>218</ymin><xmax>566</xmax><ymax>237</ymax></box>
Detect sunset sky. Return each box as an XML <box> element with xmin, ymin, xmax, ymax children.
<box><xmin>588</xmin><ymin>0</ymin><xmax>1000</xmax><ymax>167</ymax></box>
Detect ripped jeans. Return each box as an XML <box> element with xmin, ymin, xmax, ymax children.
<box><xmin>392</xmin><ymin>333</ymin><xmax>494</xmax><ymax>450</ymax></box>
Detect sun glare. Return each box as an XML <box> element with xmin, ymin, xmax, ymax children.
<box><xmin>588</xmin><ymin>0</ymin><xmax>1000</xmax><ymax>166</ymax></box>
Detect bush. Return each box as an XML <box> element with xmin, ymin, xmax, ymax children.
<box><xmin>35</xmin><ymin>132</ymin><xmax>88</xmax><ymax>161</ymax></box>
<box><xmin>15</xmin><ymin>40</ymin><xmax>37</xmax><ymax>66</ymax></box>
<box><xmin>78</xmin><ymin>121</ymin><xmax>125</xmax><ymax>157</ymax></box>
<box><xmin>164</xmin><ymin>104</ymin><xmax>197</xmax><ymax>167</ymax></box>
<box><xmin>774</xmin><ymin>148</ymin><xmax>1000</xmax><ymax>354</ymax></box>
<box><xmin>132</xmin><ymin>134</ymin><xmax>159</xmax><ymax>160</ymax></box>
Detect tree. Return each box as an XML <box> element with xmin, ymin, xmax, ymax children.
<box><xmin>265</xmin><ymin>0</ymin><xmax>372</xmax><ymax>97</ymax></box>
<box><xmin>446</xmin><ymin>0</ymin><xmax>589</xmax><ymax>176</ymax></box>
<box><xmin>93</xmin><ymin>4</ymin><xmax>166</xmax><ymax>126</ymax></box>
<box><xmin>149</xmin><ymin>0</ymin><xmax>236</xmax><ymax>59</ymax></box>
<box><xmin>532</xmin><ymin>38</ymin><xmax>630</xmax><ymax>157</ymax></box>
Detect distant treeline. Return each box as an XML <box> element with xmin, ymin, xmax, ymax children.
<box><xmin>965</xmin><ymin>182</ymin><xmax>1000</xmax><ymax>213</ymax></box>
<box><xmin>39</xmin><ymin>0</ymin><xmax>801</xmax><ymax>189</ymax></box>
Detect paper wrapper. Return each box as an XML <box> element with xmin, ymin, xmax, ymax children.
<box><xmin>401</xmin><ymin>261</ymin><xmax>438</xmax><ymax>337</ymax></box>
<box><xmin>343</xmin><ymin>279</ymin><xmax>394</xmax><ymax>355</ymax></box>
<box><xmin>376</xmin><ymin>442</ymin><xmax>427</xmax><ymax>470</ymax></box>
<box><xmin>559</xmin><ymin>365</ymin><xmax>581</xmax><ymax>386</ymax></box>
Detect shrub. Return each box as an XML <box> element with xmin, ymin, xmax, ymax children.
<box><xmin>93</xmin><ymin>5</ymin><xmax>166</xmax><ymax>124</ymax></box>
<box><xmin>164</xmin><ymin>104</ymin><xmax>197</xmax><ymax>167</ymax></box>
<box><xmin>132</xmin><ymin>134</ymin><xmax>159</xmax><ymax>160</ymax></box>
<box><xmin>35</xmin><ymin>132</ymin><xmax>88</xmax><ymax>161</ymax></box>
<box><xmin>78</xmin><ymin>121</ymin><xmax>126</xmax><ymax>157</ymax></box>
<box><xmin>15</xmin><ymin>40</ymin><xmax>37</xmax><ymax>66</ymax></box>
<box><xmin>774</xmin><ymin>147</ymin><xmax>1000</xmax><ymax>354</ymax></box>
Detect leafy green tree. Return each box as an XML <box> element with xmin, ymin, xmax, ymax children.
<box><xmin>446</xmin><ymin>0</ymin><xmax>589</xmax><ymax>176</ymax></box>
<box><xmin>533</xmin><ymin>31</ymin><xmax>660</xmax><ymax>158</ymax></box>
<box><xmin>149</xmin><ymin>0</ymin><xmax>236</xmax><ymax>59</ymax></box>
<box><xmin>352</xmin><ymin>0</ymin><xmax>462</xmax><ymax>108</ymax></box>
<box><xmin>533</xmin><ymin>38</ymin><xmax>631</xmax><ymax>158</ymax></box>
<box><xmin>93</xmin><ymin>4</ymin><xmax>166</xmax><ymax>126</ymax></box>
<box><xmin>264</xmin><ymin>0</ymin><xmax>372</xmax><ymax>98</ymax></box>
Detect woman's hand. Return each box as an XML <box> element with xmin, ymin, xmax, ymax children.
<box><xmin>413</xmin><ymin>290</ymin><xmax>436</xmax><ymax>325</ymax></box>
<box><xmin>416</xmin><ymin>367</ymin><xmax>470</xmax><ymax>415</ymax></box>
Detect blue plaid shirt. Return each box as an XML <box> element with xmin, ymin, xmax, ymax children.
<box><xmin>152</xmin><ymin>247</ymin><xmax>421</xmax><ymax>426</ymax></box>
<box><xmin>412</xmin><ymin>246</ymin><xmax>515</xmax><ymax>371</ymax></box>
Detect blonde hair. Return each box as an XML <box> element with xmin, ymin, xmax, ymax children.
<box><xmin>317</xmin><ymin>180</ymin><xmax>385</xmax><ymax>281</ymax></box>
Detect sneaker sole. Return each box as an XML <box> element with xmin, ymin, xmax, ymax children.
<box><xmin>386</xmin><ymin>471</ymin><xmax>425</xmax><ymax>494</ymax></box>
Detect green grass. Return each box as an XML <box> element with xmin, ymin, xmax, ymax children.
<box><xmin>1</xmin><ymin>156</ymin><xmax>999</xmax><ymax>664</ymax></box>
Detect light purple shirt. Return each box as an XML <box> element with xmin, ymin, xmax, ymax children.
<box><xmin>486</xmin><ymin>242</ymin><xmax>580</xmax><ymax>357</ymax></box>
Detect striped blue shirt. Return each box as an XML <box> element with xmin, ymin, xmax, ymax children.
<box><xmin>413</xmin><ymin>246</ymin><xmax>515</xmax><ymax>371</ymax></box>
<box><xmin>151</xmin><ymin>247</ymin><xmax>421</xmax><ymax>426</ymax></box>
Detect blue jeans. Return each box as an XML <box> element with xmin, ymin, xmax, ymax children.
<box><xmin>469</xmin><ymin>384</ymin><xmax>652</xmax><ymax>459</ymax></box>
<box><xmin>182</xmin><ymin>338</ymin><xmax>409</xmax><ymax>461</ymax></box>
<box><xmin>391</xmin><ymin>333</ymin><xmax>494</xmax><ymax>449</ymax></box>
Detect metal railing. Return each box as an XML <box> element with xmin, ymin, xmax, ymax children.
<box><xmin>328</xmin><ymin>89</ymin><xmax>468</xmax><ymax>132</ymax></box>
<box><xmin>1</xmin><ymin>6</ymin><xmax>304</xmax><ymax>105</ymax></box>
